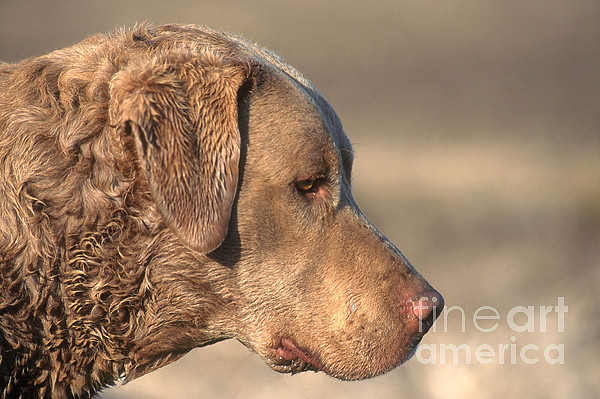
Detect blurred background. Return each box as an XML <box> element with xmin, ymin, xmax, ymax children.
<box><xmin>1</xmin><ymin>1</ymin><xmax>598</xmax><ymax>398</ymax></box>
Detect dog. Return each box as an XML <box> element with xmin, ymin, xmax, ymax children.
<box><xmin>0</xmin><ymin>24</ymin><xmax>443</xmax><ymax>398</ymax></box>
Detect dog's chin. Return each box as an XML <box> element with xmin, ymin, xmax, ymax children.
<box><xmin>255</xmin><ymin>334</ymin><xmax>423</xmax><ymax>381</ymax></box>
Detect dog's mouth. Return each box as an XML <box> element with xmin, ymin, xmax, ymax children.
<box><xmin>269</xmin><ymin>338</ymin><xmax>327</xmax><ymax>374</ymax></box>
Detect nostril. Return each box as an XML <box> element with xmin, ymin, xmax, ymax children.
<box><xmin>411</xmin><ymin>290</ymin><xmax>444</xmax><ymax>331</ymax></box>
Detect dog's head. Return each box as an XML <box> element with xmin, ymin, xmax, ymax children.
<box><xmin>109</xmin><ymin>25</ymin><xmax>442</xmax><ymax>381</ymax></box>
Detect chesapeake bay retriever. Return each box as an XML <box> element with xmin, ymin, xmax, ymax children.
<box><xmin>0</xmin><ymin>24</ymin><xmax>443</xmax><ymax>398</ymax></box>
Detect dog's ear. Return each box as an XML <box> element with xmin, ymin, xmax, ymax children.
<box><xmin>109</xmin><ymin>53</ymin><xmax>250</xmax><ymax>254</ymax></box>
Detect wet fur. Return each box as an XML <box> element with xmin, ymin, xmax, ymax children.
<box><xmin>0</xmin><ymin>25</ymin><xmax>441</xmax><ymax>398</ymax></box>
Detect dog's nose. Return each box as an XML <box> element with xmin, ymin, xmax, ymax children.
<box><xmin>412</xmin><ymin>290</ymin><xmax>444</xmax><ymax>331</ymax></box>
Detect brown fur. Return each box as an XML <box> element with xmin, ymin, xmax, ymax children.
<box><xmin>0</xmin><ymin>24</ymin><xmax>442</xmax><ymax>398</ymax></box>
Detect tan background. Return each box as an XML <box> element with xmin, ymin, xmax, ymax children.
<box><xmin>2</xmin><ymin>1</ymin><xmax>599</xmax><ymax>398</ymax></box>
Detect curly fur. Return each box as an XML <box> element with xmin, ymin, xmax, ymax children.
<box><xmin>0</xmin><ymin>24</ymin><xmax>442</xmax><ymax>398</ymax></box>
<box><xmin>0</xmin><ymin>25</ymin><xmax>239</xmax><ymax>398</ymax></box>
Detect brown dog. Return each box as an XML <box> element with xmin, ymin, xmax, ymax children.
<box><xmin>0</xmin><ymin>24</ymin><xmax>443</xmax><ymax>398</ymax></box>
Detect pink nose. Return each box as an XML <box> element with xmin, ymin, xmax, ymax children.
<box><xmin>412</xmin><ymin>290</ymin><xmax>444</xmax><ymax>331</ymax></box>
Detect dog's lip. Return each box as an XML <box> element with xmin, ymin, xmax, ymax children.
<box><xmin>275</xmin><ymin>338</ymin><xmax>326</xmax><ymax>372</ymax></box>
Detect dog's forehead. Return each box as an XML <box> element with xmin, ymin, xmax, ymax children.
<box><xmin>250</xmin><ymin>55</ymin><xmax>354</xmax><ymax>170</ymax></box>
<box><xmin>243</xmin><ymin>67</ymin><xmax>352</xmax><ymax>180</ymax></box>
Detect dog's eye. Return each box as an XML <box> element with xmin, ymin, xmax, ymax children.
<box><xmin>295</xmin><ymin>179</ymin><xmax>316</xmax><ymax>193</ymax></box>
<box><xmin>294</xmin><ymin>176</ymin><xmax>327</xmax><ymax>199</ymax></box>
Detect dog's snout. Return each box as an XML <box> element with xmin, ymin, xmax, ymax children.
<box><xmin>411</xmin><ymin>290</ymin><xmax>444</xmax><ymax>331</ymax></box>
